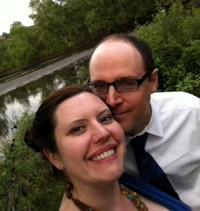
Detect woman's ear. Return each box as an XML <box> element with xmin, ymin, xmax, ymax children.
<box><xmin>43</xmin><ymin>148</ymin><xmax>64</xmax><ymax>170</ymax></box>
<box><xmin>150</xmin><ymin>68</ymin><xmax>158</xmax><ymax>93</ymax></box>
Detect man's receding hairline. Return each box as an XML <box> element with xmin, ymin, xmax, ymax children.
<box><xmin>89</xmin><ymin>38</ymin><xmax>137</xmax><ymax>71</ymax></box>
<box><xmin>90</xmin><ymin>36</ymin><xmax>141</xmax><ymax>66</ymax></box>
<box><xmin>91</xmin><ymin>38</ymin><xmax>139</xmax><ymax>61</ymax></box>
<box><xmin>90</xmin><ymin>34</ymin><xmax>155</xmax><ymax>74</ymax></box>
<box><xmin>97</xmin><ymin>36</ymin><xmax>136</xmax><ymax>50</ymax></box>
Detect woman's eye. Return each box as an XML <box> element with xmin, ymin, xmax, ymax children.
<box><xmin>101</xmin><ymin>115</ymin><xmax>113</xmax><ymax>124</ymax></box>
<box><xmin>71</xmin><ymin>126</ymin><xmax>85</xmax><ymax>135</ymax></box>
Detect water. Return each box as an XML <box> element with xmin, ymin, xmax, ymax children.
<box><xmin>0</xmin><ymin>61</ymin><xmax>89</xmax><ymax>146</ymax></box>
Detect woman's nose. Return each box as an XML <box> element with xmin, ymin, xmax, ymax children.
<box><xmin>92</xmin><ymin>123</ymin><xmax>110</xmax><ymax>144</ymax></box>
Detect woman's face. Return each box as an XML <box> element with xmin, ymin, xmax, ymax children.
<box><xmin>46</xmin><ymin>92</ymin><xmax>125</xmax><ymax>187</ymax></box>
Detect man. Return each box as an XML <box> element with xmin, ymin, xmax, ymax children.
<box><xmin>88</xmin><ymin>34</ymin><xmax>200</xmax><ymax>210</ymax></box>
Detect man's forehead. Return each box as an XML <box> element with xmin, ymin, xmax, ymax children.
<box><xmin>96</xmin><ymin>39</ymin><xmax>132</xmax><ymax>52</ymax></box>
<box><xmin>91</xmin><ymin>41</ymin><xmax>136</xmax><ymax>65</ymax></box>
<box><xmin>89</xmin><ymin>40</ymin><xmax>146</xmax><ymax>82</ymax></box>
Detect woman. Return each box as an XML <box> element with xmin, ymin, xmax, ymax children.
<box><xmin>24</xmin><ymin>86</ymin><xmax>191</xmax><ymax>211</ymax></box>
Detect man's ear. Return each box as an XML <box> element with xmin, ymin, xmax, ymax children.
<box><xmin>43</xmin><ymin>148</ymin><xmax>64</xmax><ymax>170</ymax></box>
<box><xmin>150</xmin><ymin>68</ymin><xmax>158</xmax><ymax>93</ymax></box>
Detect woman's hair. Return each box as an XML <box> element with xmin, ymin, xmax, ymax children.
<box><xmin>24</xmin><ymin>86</ymin><xmax>92</xmax><ymax>181</ymax></box>
<box><xmin>24</xmin><ymin>86</ymin><xmax>92</xmax><ymax>153</ymax></box>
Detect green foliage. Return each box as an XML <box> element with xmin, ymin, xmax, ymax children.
<box><xmin>135</xmin><ymin>1</ymin><xmax>200</xmax><ymax>97</ymax></box>
<box><xmin>0</xmin><ymin>38</ymin><xmax>13</xmax><ymax>73</ymax></box>
<box><xmin>1</xmin><ymin>1</ymin><xmax>200</xmax><ymax>209</ymax></box>
<box><xmin>0</xmin><ymin>113</ymin><xmax>63</xmax><ymax>210</ymax></box>
<box><xmin>0</xmin><ymin>0</ymin><xmax>156</xmax><ymax>73</ymax></box>
<box><xmin>7</xmin><ymin>22</ymin><xmax>39</xmax><ymax>67</ymax></box>
<box><xmin>76</xmin><ymin>64</ymin><xmax>89</xmax><ymax>86</ymax></box>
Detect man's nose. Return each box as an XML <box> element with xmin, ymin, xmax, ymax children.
<box><xmin>105</xmin><ymin>85</ymin><xmax>123</xmax><ymax>107</ymax></box>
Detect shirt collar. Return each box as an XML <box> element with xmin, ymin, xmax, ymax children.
<box><xmin>147</xmin><ymin>96</ymin><xmax>164</xmax><ymax>137</ymax></box>
<box><xmin>125</xmin><ymin>95</ymin><xmax>164</xmax><ymax>145</ymax></box>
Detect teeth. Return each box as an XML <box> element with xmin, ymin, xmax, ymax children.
<box><xmin>92</xmin><ymin>149</ymin><xmax>115</xmax><ymax>161</ymax></box>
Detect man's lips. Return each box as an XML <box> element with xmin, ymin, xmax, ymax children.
<box><xmin>112</xmin><ymin>111</ymin><xmax>128</xmax><ymax>119</ymax></box>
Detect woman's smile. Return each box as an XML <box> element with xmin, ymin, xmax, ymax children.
<box><xmin>91</xmin><ymin>148</ymin><xmax>115</xmax><ymax>161</ymax></box>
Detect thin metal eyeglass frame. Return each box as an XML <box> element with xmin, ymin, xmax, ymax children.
<box><xmin>87</xmin><ymin>73</ymin><xmax>149</xmax><ymax>94</ymax></box>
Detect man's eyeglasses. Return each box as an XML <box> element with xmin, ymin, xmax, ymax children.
<box><xmin>87</xmin><ymin>73</ymin><xmax>149</xmax><ymax>95</ymax></box>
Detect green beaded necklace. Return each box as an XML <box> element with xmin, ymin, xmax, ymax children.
<box><xmin>71</xmin><ymin>184</ymin><xmax>148</xmax><ymax>211</ymax></box>
<box><xmin>120</xmin><ymin>184</ymin><xmax>148</xmax><ymax>211</ymax></box>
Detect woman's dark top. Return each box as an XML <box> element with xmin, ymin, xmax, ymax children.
<box><xmin>119</xmin><ymin>173</ymin><xmax>191</xmax><ymax>211</ymax></box>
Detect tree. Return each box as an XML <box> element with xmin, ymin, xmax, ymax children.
<box><xmin>0</xmin><ymin>37</ymin><xmax>13</xmax><ymax>72</ymax></box>
<box><xmin>135</xmin><ymin>1</ymin><xmax>200</xmax><ymax>97</ymax></box>
<box><xmin>0</xmin><ymin>113</ymin><xmax>63</xmax><ymax>210</ymax></box>
<box><xmin>7</xmin><ymin>22</ymin><xmax>38</xmax><ymax>67</ymax></box>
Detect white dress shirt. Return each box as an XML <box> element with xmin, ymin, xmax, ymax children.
<box><xmin>124</xmin><ymin>92</ymin><xmax>200</xmax><ymax>211</ymax></box>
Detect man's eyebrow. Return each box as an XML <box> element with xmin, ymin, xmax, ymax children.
<box><xmin>90</xmin><ymin>77</ymin><xmax>138</xmax><ymax>83</ymax></box>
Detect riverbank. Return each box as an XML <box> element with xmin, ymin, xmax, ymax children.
<box><xmin>0</xmin><ymin>48</ymin><xmax>93</xmax><ymax>96</ymax></box>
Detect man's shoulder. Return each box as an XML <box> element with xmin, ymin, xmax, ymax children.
<box><xmin>151</xmin><ymin>91</ymin><xmax>200</xmax><ymax>110</ymax></box>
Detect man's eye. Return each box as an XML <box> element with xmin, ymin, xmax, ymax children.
<box><xmin>123</xmin><ymin>79</ymin><xmax>135</xmax><ymax>86</ymax></box>
<box><xmin>101</xmin><ymin>115</ymin><xmax>113</xmax><ymax>124</ymax></box>
<box><xmin>94</xmin><ymin>82</ymin><xmax>106</xmax><ymax>89</ymax></box>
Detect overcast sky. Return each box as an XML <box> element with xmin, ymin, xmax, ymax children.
<box><xmin>0</xmin><ymin>0</ymin><xmax>33</xmax><ymax>35</ymax></box>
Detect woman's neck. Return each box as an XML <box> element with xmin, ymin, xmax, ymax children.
<box><xmin>71</xmin><ymin>181</ymin><xmax>134</xmax><ymax>211</ymax></box>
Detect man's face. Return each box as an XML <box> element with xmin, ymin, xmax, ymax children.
<box><xmin>89</xmin><ymin>40</ymin><xmax>158</xmax><ymax>135</ymax></box>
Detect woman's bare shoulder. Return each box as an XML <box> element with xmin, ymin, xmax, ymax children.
<box><xmin>59</xmin><ymin>193</ymin><xmax>79</xmax><ymax>211</ymax></box>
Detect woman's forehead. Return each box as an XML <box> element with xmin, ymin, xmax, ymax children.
<box><xmin>55</xmin><ymin>92</ymin><xmax>108</xmax><ymax>117</ymax></box>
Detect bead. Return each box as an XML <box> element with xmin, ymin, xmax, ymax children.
<box><xmin>120</xmin><ymin>184</ymin><xmax>148</xmax><ymax>211</ymax></box>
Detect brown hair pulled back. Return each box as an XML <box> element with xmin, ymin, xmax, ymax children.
<box><xmin>24</xmin><ymin>86</ymin><xmax>93</xmax><ymax>197</ymax></box>
<box><xmin>24</xmin><ymin>86</ymin><xmax>92</xmax><ymax>154</ymax></box>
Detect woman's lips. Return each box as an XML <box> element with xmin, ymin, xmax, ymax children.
<box><xmin>91</xmin><ymin>148</ymin><xmax>115</xmax><ymax>161</ymax></box>
<box><xmin>88</xmin><ymin>144</ymin><xmax>117</xmax><ymax>161</ymax></box>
